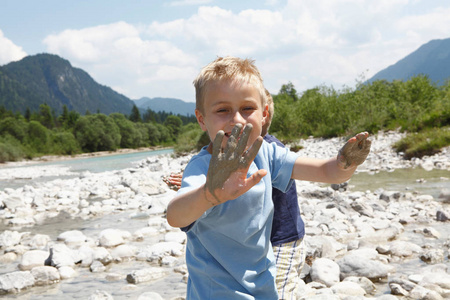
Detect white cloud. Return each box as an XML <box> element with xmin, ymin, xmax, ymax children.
<box><xmin>43</xmin><ymin>21</ymin><xmax>198</xmax><ymax>100</ymax></box>
<box><xmin>0</xmin><ymin>30</ymin><xmax>27</xmax><ymax>65</ymax></box>
<box><xmin>169</xmin><ymin>0</ymin><xmax>213</xmax><ymax>6</ymax></box>
<box><xmin>39</xmin><ymin>0</ymin><xmax>450</xmax><ymax>101</ymax></box>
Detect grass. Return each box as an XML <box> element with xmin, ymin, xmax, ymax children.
<box><xmin>393</xmin><ymin>126</ymin><xmax>450</xmax><ymax>159</ymax></box>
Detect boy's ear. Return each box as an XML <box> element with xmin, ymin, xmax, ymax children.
<box><xmin>262</xmin><ymin>104</ymin><xmax>269</xmax><ymax>126</ymax></box>
<box><xmin>195</xmin><ymin>109</ymin><xmax>208</xmax><ymax>132</ymax></box>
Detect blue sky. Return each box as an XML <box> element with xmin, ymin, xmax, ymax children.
<box><xmin>1</xmin><ymin>0</ymin><xmax>449</xmax><ymax>102</ymax></box>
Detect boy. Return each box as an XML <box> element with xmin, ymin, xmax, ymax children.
<box><xmin>164</xmin><ymin>90</ymin><xmax>305</xmax><ymax>299</ymax></box>
<box><xmin>166</xmin><ymin>56</ymin><xmax>371</xmax><ymax>299</ymax></box>
<box><xmin>263</xmin><ymin>91</ymin><xmax>305</xmax><ymax>299</ymax></box>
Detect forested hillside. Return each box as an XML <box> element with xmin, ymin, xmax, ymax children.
<box><xmin>0</xmin><ymin>54</ymin><xmax>134</xmax><ymax>115</ymax></box>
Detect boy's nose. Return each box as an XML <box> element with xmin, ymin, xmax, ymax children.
<box><xmin>231</xmin><ymin>111</ymin><xmax>245</xmax><ymax>125</ymax></box>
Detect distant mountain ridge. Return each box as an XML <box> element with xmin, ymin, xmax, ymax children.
<box><xmin>134</xmin><ymin>97</ymin><xmax>196</xmax><ymax>116</ymax></box>
<box><xmin>0</xmin><ymin>53</ymin><xmax>196</xmax><ymax>116</ymax></box>
<box><xmin>0</xmin><ymin>53</ymin><xmax>135</xmax><ymax>115</ymax></box>
<box><xmin>2</xmin><ymin>38</ymin><xmax>449</xmax><ymax>118</ymax></box>
<box><xmin>368</xmin><ymin>38</ymin><xmax>450</xmax><ymax>84</ymax></box>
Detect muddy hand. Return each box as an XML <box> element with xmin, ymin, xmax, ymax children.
<box><xmin>204</xmin><ymin>123</ymin><xmax>265</xmax><ymax>206</ymax></box>
<box><xmin>337</xmin><ymin>132</ymin><xmax>371</xmax><ymax>169</ymax></box>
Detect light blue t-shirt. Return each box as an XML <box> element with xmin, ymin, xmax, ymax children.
<box><xmin>178</xmin><ymin>140</ymin><xmax>298</xmax><ymax>299</ymax></box>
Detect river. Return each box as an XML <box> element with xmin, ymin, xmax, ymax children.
<box><xmin>0</xmin><ymin>148</ymin><xmax>174</xmax><ymax>191</ymax></box>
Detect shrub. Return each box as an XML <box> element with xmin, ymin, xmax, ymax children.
<box><xmin>393</xmin><ymin>127</ymin><xmax>450</xmax><ymax>159</ymax></box>
<box><xmin>73</xmin><ymin>114</ymin><xmax>121</xmax><ymax>152</ymax></box>
<box><xmin>25</xmin><ymin>120</ymin><xmax>49</xmax><ymax>153</ymax></box>
<box><xmin>0</xmin><ymin>135</ymin><xmax>26</xmax><ymax>162</ymax></box>
<box><xmin>174</xmin><ymin>123</ymin><xmax>205</xmax><ymax>155</ymax></box>
<box><xmin>50</xmin><ymin>131</ymin><xmax>81</xmax><ymax>155</ymax></box>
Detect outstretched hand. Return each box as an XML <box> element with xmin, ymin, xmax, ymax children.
<box><xmin>337</xmin><ymin>132</ymin><xmax>371</xmax><ymax>169</ymax></box>
<box><xmin>204</xmin><ymin>123</ymin><xmax>267</xmax><ymax>206</ymax></box>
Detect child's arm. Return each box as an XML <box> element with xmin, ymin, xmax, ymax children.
<box><xmin>167</xmin><ymin>124</ymin><xmax>267</xmax><ymax>228</ymax></box>
<box><xmin>292</xmin><ymin>132</ymin><xmax>371</xmax><ymax>184</ymax></box>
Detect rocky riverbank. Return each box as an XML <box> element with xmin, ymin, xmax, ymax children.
<box><xmin>0</xmin><ymin>131</ymin><xmax>449</xmax><ymax>299</ymax></box>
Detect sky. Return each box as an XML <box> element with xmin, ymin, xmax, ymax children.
<box><xmin>1</xmin><ymin>0</ymin><xmax>450</xmax><ymax>103</ymax></box>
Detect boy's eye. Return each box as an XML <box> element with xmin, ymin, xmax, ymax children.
<box><xmin>243</xmin><ymin>107</ymin><xmax>255</xmax><ymax>111</ymax></box>
<box><xmin>217</xmin><ymin>108</ymin><xmax>228</xmax><ymax>113</ymax></box>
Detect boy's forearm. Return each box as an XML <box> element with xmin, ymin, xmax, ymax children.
<box><xmin>292</xmin><ymin>157</ymin><xmax>356</xmax><ymax>184</ymax></box>
<box><xmin>323</xmin><ymin>157</ymin><xmax>357</xmax><ymax>183</ymax></box>
<box><xmin>166</xmin><ymin>184</ymin><xmax>214</xmax><ymax>228</ymax></box>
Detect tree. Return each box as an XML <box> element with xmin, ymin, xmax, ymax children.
<box><xmin>25</xmin><ymin>108</ymin><xmax>31</xmax><ymax>121</ymax></box>
<box><xmin>110</xmin><ymin>113</ymin><xmax>142</xmax><ymax>148</ymax></box>
<box><xmin>0</xmin><ymin>116</ymin><xmax>28</xmax><ymax>141</ymax></box>
<box><xmin>143</xmin><ymin>108</ymin><xmax>156</xmax><ymax>123</ymax></box>
<box><xmin>129</xmin><ymin>105</ymin><xmax>142</xmax><ymax>123</ymax></box>
<box><xmin>73</xmin><ymin>114</ymin><xmax>121</xmax><ymax>152</ymax></box>
<box><xmin>26</xmin><ymin>121</ymin><xmax>49</xmax><ymax>153</ymax></box>
<box><xmin>39</xmin><ymin>103</ymin><xmax>55</xmax><ymax>128</ymax></box>
<box><xmin>279</xmin><ymin>82</ymin><xmax>299</xmax><ymax>102</ymax></box>
<box><xmin>164</xmin><ymin>115</ymin><xmax>183</xmax><ymax>139</ymax></box>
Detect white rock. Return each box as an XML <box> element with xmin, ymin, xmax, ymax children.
<box><xmin>0</xmin><ymin>271</ymin><xmax>35</xmax><ymax>294</ymax></box>
<box><xmin>26</xmin><ymin>234</ymin><xmax>51</xmax><ymax>250</ymax></box>
<box><xmin>137</xmin><ymin>292</ymin><xmax>164</xmax><ymax>300</ymax></box>
<box><xmin>136</xmin><ymin>242</ymin><xmax>184</xmax><ymax>262</ymax></box>
<box><xmin>310</xmin><ymin>258</ymin><xmax>340</xmax><ymax>287</ymax></box>
<box><xmin>58</xmin><ymin>266</ymin><xmax>76</xmax><ymax>279</ymax></box>
<box><xmin>49</xmin><ymin>244</ymin><xmax>76</xmax><ymax>268</ymax></box>
<box><xmin>164</xmin><ymin>231</ymin><xmax>186</xmax><ymax>244</ymax></box>
<box><xmin>0</xmin><ymin>230</ymin><xmax>24</xmax><ymax>248</ymax></box>
<box><xmin>57</xmin><ymin>230</ymin><xmax>87</xmax><ymax>246</ymax></box>
<box><xmin>330</xmin><ymin>281</ymin><xmax>366</xmax><ymax>296</ymax></box>
<box><xmin>111</xmin><ymin>244</ymin><xmax>137</xmax><ymax>261</ymax></box>
<box><xmin>126</xmin><ymin>267</ymin><xmax>167</xmax><ymax>284</ymax></box>
<box><xmin>30</xmin><ymin>266</ymin><xmax>60</xmax><ymax>286</ymax></box>
<box><xmin>0</xmin><ymin>252</ymin><xmax>17</xmax><ymax>263</ymax></box>
<box><xmin>98</xmin><ymin>228</ymin><xmax>131</xmax><ymax>247</ymax></box>
<box><xmin>88</xmin><ymin>290</ymin><xmax>114</xmax><ymax>300</ymax></box>
<box><xmin>18</xmin><ymin>250</ymin><xmax>49</xmax><ymax>271</ymax></box>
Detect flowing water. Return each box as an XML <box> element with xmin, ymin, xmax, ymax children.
<box><xmin>0</xmin><ymin>148</ymin><xmax>173</xmax><ymax>191</ymax></box>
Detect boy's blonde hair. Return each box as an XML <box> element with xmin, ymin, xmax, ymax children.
<box><xmin>193</xmin><ymin>56</ymin><xmax>266</xmax><ymax>113</ymax></box>
<box><xmin>261</xmin><ymin>89</ymin><xmax>274</xmax><ymax>136</ymax></box>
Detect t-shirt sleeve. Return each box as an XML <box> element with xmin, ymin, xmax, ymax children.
<box><xmin>176</xmin><ymin>155</ymin><xmax>210</xmax><ymax>232</ymax></box>
<box><xmin>265</xmin><ymin>141</ymin><xmax>298</xmax><ymax>193</ymax></box>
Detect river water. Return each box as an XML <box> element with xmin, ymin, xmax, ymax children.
<box><xmin>0</xmin><ymin>148</ymin><xmax>173</xmax><ymax>191</ymax></box>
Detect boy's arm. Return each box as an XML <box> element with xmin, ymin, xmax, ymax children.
<box><xmin>292</xmin><ymin>132</ymin><xmax>371</xmax><ymax>184</ymax></box>
<box><xmin>167</xmin><ymin>124</ymin><xmax>267</xmax><ymax>228</ymax></box>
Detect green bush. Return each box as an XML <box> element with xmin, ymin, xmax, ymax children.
<box><xmin>271</xmin><ymin>75</ymin><xmax>450</xmax><ymax>149</ymax></box>
<box><xmin>110</xmin><ymin>113</ymin><xmax>142</xmax><ymax>148</ymax></box>
<box><xmin>0</xmin><ymin>135</ymin><xmax>26</xmax><ymax>162</ymax></box>
<box><xmin>0</xmin><ymin>116</ymin><xmax>28</xmax><ymax>141</ymax></box>
<box><xmin>25</xmin><ymin>120</ymin><xmax>49</xmax><ymax>154</ymax></box>
<box><xmin>174</xmin><ymin>123</ymin><xmax>205</xmax><ymax>155</ymax></box>
<box><xmin>393</xmin><ymin>127</ymin><xmax>450</xmax><ymax>159</ymax></box>
<box><xmin>73</xmin><ymin>114</ymin><xmax>121</xmax><ymax>152</ymax></box>
<box><xmin>49</xmin><ymin>131</ymin><xmax>81</xmax><ymax>155</ymax></box>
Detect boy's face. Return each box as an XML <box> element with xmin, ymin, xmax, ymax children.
<box><xmin>195</xmin><ymin>80</ymin><xmax>268</xmax><ymax>150</ymax></box>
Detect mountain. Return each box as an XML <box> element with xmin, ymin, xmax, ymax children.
<box><xmin>134</xmin><ymin>97</ymin><xmax>196</xmax><ymax>116</ymax></box>
<box><xmin>368</xmin><ymin>38</ymin><xmax>450</xmax><ymax>84</ymax></box>
<box><xmin>0</xmin><ymin>53</ymin><xmax>134</xmax><ymax>115</ymax></box>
